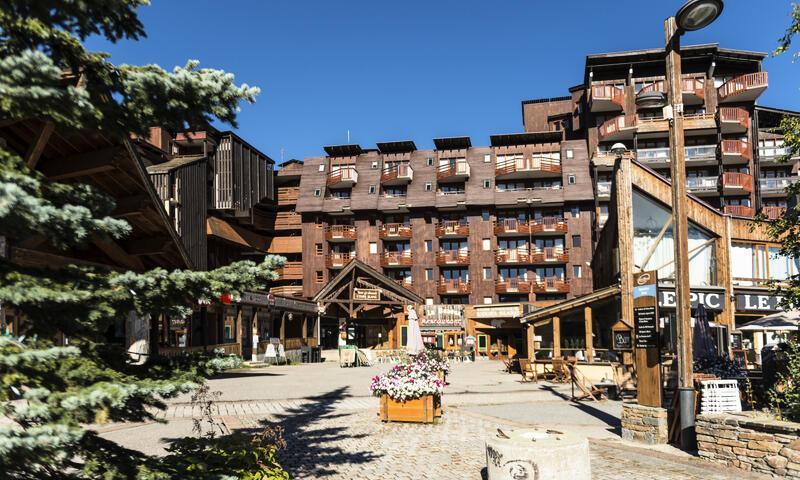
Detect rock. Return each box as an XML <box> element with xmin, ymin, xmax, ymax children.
<box><xmin>748</xmin><ymin>440</ymin><xmax>784</xmax><ymax>453</ymax></box>
<box><xmin>767</xmin><ymin>455</ymin><xmax>789</xmax><ymax>469</ymax></box>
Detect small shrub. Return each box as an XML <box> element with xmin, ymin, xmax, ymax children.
<box><xmin>769</xmin><ymin>340</ymin><xmax>800</xmax><ymax>422</ymax></box>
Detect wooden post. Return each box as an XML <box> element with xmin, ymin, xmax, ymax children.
<box><xmin>527</xmin><ymin>324</ymin><xmax>535</xmax><ymax>362</ymax></box>
<box><xmin>302</xmin><ymin>315</ymin><xmax>308</xmax><ymax>344</ymax></box>
<box><xmin>553</xmin><ymin>316</ymin><xmax>561</xmax><ymax>358</ymax></box>
<box><xmin>280</xmin><ymin>313</ymin><xmax>286</xmax><ymax>345</ymax></box>
<box><xmin>584</xmin><ymin>306</ymin><xmax>593</xmax><ymax>363</ymax></box>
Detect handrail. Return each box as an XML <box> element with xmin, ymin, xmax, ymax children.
<box><xmin>719</xmin><ymin>107</ymin><xmax>749</xmax><ymax>128</ymax></box>
<box><xmin>436</xmin><ymin>160</ymin><xmax>470</xmax><ymax>179</ymax></box>
<box><xmin>326</xmin><ymin>166</ymin><xmax>358</xmax><ymax>185</ymax></box>
<box><xmin>599</xmin><ymin>115</ymin><xmax>634</xmax><ymax>138</ymax></box>
<box><xmin>381</xmin><ymin>250</ymin><xmax>413</xmax><ymax>265</ymax></box>
<box><xmin>717</xmin><ymin>72</ymin><xmax>768</xmax><ymax>100</ymax></box>
<box><xmin>325</xmin><ymin>224</ymin><xmax>357</xmax><ymax>240</ymax></box>
<box><xmin>380</xmin><ymin>163</ymin><xmax>413</xmax><ymax>183</ymax></box>
<box><xmin>762</xmin><ymin>206</ymin><xmax>786</xmax><ymax>220</ymax></box>
<box><xmin>436</xmin><ymin>220</ymin><xmax>469</xmax><ymax>236</ymax></box>
<box><xmin>591</xmin><ymin>84</ymin><xmax>625</xmax><ymax>107</ymax></box>
<box><xmin>437</xmin><ymin>278</ymin><xmax>471</xmax><ymax>293</ymax></box>
<box><xmin>723</xmin><ymin>205</ymin><xmax>755</xmax><ymax>217</ymax></box>
<box><xmin>721</xmin><ymin>139</ymin><xmax>752</xmax><ymax>160</ymax></box>
<box><xmin>379</xmin><ymin>223</ymin><xmax>412</xmax><ymax>237</ymax></box>
<box><xmin>759</xmin><ymin>177</ymin><xmax>796</xmax><ymax>191</ymax></box>
<box><xmin>495</xmin><ymin>278</ymin><xmax>532</xmax><ymax>293</ymax></box>
<box><xmin>681</xmin><ymin>76</ymin><xmax>705</xmax><ymax>97</ymax></box>
<box><xmin>436</xmin><ymin>250</ymin><xmax>470</xmax><ymax>264</ymax></box>
<box><xmin>686</xmin><ymin>176</ymin><xmax>718</xmax><ymax>190</ymax></box>
<box><xmin>325</xmin><ymin>252</ymin><xmax>355</xmax><ymax>267</ymax></box>
<box><xmin>722</xmin><ymin>172</ymin><xmax>753</xmax><ymax>191</ymax></box>
<box><xmin>495</xmin><ymin>156</ymin><xmax>561</xmax><ymax>176</ymax></box>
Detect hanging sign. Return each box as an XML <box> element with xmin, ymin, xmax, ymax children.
<box><xmin>633</xmin><ymin>271</ymin><xmax>659</xmax><ymax>349</ymax></box>
<box><xmin>353</xmin><ymin>288</ymin><xmax>381</xmax><ymax>301</ymax></box>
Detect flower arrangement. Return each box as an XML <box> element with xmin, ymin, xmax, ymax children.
<box><xmin>412</xmin><ymin>351</ymin><xmax>451</xmax><ymax>375</ymax></box>
<box><xmin>370</xmin><ymin>362</ymin><xmax>444</xmax><ymax>402</ymax></box>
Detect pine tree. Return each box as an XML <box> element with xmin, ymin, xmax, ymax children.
<box><xmin>0</xmin><ymin>1</ymin><xmax>284</xmax><ymax>477</ymax></box>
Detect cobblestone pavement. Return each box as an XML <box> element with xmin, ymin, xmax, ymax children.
<box><xmin>98</xmin><ymin>361</ymin><xmax>772</xmax><ymax>479</ymax></box>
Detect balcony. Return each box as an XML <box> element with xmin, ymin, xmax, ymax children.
<box><xmin>719</xmin><ymin>107</ymin><xmax>749</xmax><ymax>134</ymax></box>
<box><xmin>637</xmin><ymin>147</ymin><xmax>671</xmax><ymax>168</ymax></box>
<box><xmin>686</xmin><ymin>176</ymin><xmax>719</xmax><ymax>196</ymax></box>
<box><xmin>762</xmin><ymin>206</ymin><xmax>787</xmax><ymax>220</ymax></box>
<box><xmin>496</xmin><ymin>248</ymin><xmax>534</xmax><ymax>265</ymax></box>
<box><xmin>276</xmin><ymin>261</ymin><xmax>303</xmax><ymax>280</ymax></box>
<box><xmin>717</xmin><ymin>72</ymin><xmax>768</xmax><ymax>104</ymax></box>
<box><xmin>326</xmin><ymin>167</ymin><xmax>358</xmax><ymax>187</ymax></box>
<box><xmin>598</xmin><ymin>115</ymin><xmax>636</xmax><ymax>141</ymax></box>
<box><xmin>380</xmin><ymin>163</ymin><xmax>413</xmax><ymax>185</ymax></box>
<box><xmin>530</xmin><ymin>216</ymin><xmax>568</xmax><ymax>235</ymax></box>
<box><xmin>495</xmin><ymin>156</ymin><xmax>562</xmax><ymax>179</ymax></box>
<box><xmin>682</xmin><ymin>76</ymin><xmax>705</xmax><ymax>105</ymax></box>
<box><xmin>325</xmin><ymin>252</ymin><xmax>354</xmax><ymax>269</ymax></box>
<box><xmin>721</xmin><ymin>172</ymin><xmax>754</xmax><ymax>195</ymax></box>
<box><xmin>436</xmin><ymin>160</ymin><xmax>470</xmax><ymax>182</ymax></box>
<box><xmin>760</xmin><ymin>177</ymin><xmax>798</xmax><ymax>197</ymax></box>
<box><xmin>531</xmin><ymin>277</ymin><xmax>570</xmax><ymax>294</ymax></box>
<box><xmin>721</xmin><ymin>140</ymin><xmax>751</xmax><ymax>165</ymax></box>
<box><xmin>325</xmin><ymin>225</ymin><xmax>357</xmax><ymax>241</ymax></box>
<box><xmin>277</xmin><ymin>186</ymin><xmax>299</xmax><ymax>206</ymax></box>
<box><xmin>435</xmin><ymin>220</ymin><xmax>469</xmax><ymax>237</ymax></box>
<box><xmin>437</xmin><ymin>279</ymin><xmax>471</xmax><ymax>295</ymax></box>
<box><xmin>495</xmin><ymin>278</ymin><xmax>531</xmax><ymax>294</ymax></box>
<box><xmin>379</xmin><ymin>223</ymin><xmax>412</xmax><ymax>238</ymax></box>
<box><xmin>436</xmin><ymin>250</ymin><xmax>470</xmax><ymax>266</ymax></box>
<box><xmin>596</xmin><ymin>181</ymin><xmax>611</xmax><ymax>199</ymax></box>
<box><xmin>684</xmin><ymin>145</ymin><xmax>718</xmax><ymax>166</ymax></box>
<box><xmin>531</xmin><ymin>246</ymin><xmax>569</xmax><ymax>264</ymax></box>
<box><xmin>494</xmin><ymin>218</ymin><xmax>532</xmax><ymax>236</ymax></box>
<box><xmin>590</xmin><ymin>84</ymin><xmax>625</xmax><ymax>112</ymax></box>
<box><xmin>759</xmin><ymin>145</ymin><xmax>794</xmax><ymax>165</ymax></box>
<box><xmin>381</xmin><ymin>251</ymin><xmax>413</xmax><ymax>267</ymax></box>
<box><xmin>393</xmin><ymin>277</ymin><xmax>414</xmax><ymax>289</ymax></box>
<box><xmin>724</xmin><ymin>205</ymin><xmax>755</xmax><ymax>217</ymax></box>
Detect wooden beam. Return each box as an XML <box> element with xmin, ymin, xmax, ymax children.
<box><xmin>122</xmin><ymin>236</ymin><xmax>171</xmax><ymax>256</ymax></box>
<box><xmin>91</xmin><ymin>235</ymin><xmax>144</xmax><ymax>271</ymax></box>
<box><xmin>636</xmin><ymin>214</ymin><xmax>673</xmax><ymax>272</ymax></box>
<box><xmin>10</xmin><ymin>246</ymin><xmax>117</xmax><ymax>270</ymax></box>
<box><xmin>113</xmin><ymin>194</ymin><xmax>152</xmax><ymax>217</ymax></box>
<box><xmin>527</xmin><ymin>324</ymin><xmax>535</xmax><ymax>362</ymax></box>
<box><xmin>553</xmin><ymin>316</ymin><xmax>561</xmax><ymax>358</ymax></box>
<box><xmin>41</xmin><ymin>146</ymin><xmax>123</xmax><ymax>180</ymax></box>
<box><xmin>584</xmin><ymin>306</ymin><xmax>594</xmax><ymax>363</ymax></box>
<box><xmin>25</xmin><ymin>121</ymin><xmax>54</xmax><ymax>169</ymax></box>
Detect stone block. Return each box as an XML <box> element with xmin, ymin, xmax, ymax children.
<box><xmin>767</xmin><ymin>455</ymin><xmax>789</xmax><ymax>469</ymax></box>
<box><xmin>739</xmin><ymin>431</ymin><xmax>773</xmax><ymax>441</ymax></box>
<box><xmin>749</xmin><ymin>440</ymin><xmax>784</xmax><ymax>453</ymax></box>
<box><xmin>783</xmin><ymin>447</ymin><xmax>800</xmax><ymax>463</ymax></box>
<box><xmin>696</xmin><ymin>434</ymin><xmax>715</xmax><ymax>443</ymax></box>
<box><xmin>718</xmin><ymin>438</ymin><xmax>747</xmax><ymax>448</ymax></box>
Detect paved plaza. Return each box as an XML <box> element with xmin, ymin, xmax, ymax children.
<box><xmin>98</xmin><ymin>358</ymin><xmax>771</xmax><ymax>479</ymax></box>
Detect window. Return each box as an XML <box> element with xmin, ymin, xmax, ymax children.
<box><xmin>425</xmin><ymin>268</ymin><xmax>434</xmax><ymax>281</ymax></box>
<box><xmin>314</xmin><ymin>188</ymin><xmax>321</xmax><ymax>197</ymax></box>
<box><xmin>573</xmin><ymin>265</ymin><xmax>582</xmax><ymax>278</ymax></box>
<box><xmin>318</xmin><ymin>164</ymin><xmax>325</xmax><ymax>172</ymax></box>
<box><xmin>425</xmin><ymin>240</ymin><xmax>433</xmax><ymax>252</ymax></box>
<box><xmin>369</xmin><ymin>242</ymin><xmax>377</xmax><ymax>254</ymax></box>
<box><xmin>566</xmin><ymin>149</ymin><xmax>574</xmax><ymax>159</ymax></box>
<box><xmin>482</xmin><ymin>210</ymin><xmax>491</xmax><ymax>221</ymax></box>
<box><xmin>483</xmin><ymin>296</ymin><xmax>493</xmax><ymax>304</ymax></box>
<box><xmin>482</xmin><ymin>238</ymin><xmax>491</xmax><ymax>251</ymax></box>
<box><xmin>371</xmin><ymin>160</ymin><xmax>379</xmax><ymax>169</ymax></box>
<box><xmin>315</xmin><ymin>271</ymin><xmax>324</xmax><ymax>283</ymax></box>
<box><xmin>484</xmin><ymin>154</ymin><xmax>491</xmax><ymax>163</ymax></box>
<box><xmin>571</xmin><ymin>206</ymin><xmax>580</xmax><ymax>218</ymax></box>
<box><xmin>483</xmin><ymin>267</ymin><xmax>492</xmax><ymax>280</ymax></box>
<box><xmin>315</xmin><ymin>243</ymin><xmax>323</xmax><ymax>256</ymax></box>
<box><xmin>425</xmin><ymin>182</ymin><xmax>433</xmax><ymax>192</ymax></box>
<box><xmin>568</xmin><ymin>174</ymin><xmax>576</xmax><ymax>185</ymax></box>
<box><xmin>483</xmin><ymin>180</ymin><xmax>491</xmax><ymax>189</ymax></box>
<box><xmin>426</xmin><ymin>297</ymin><xmax>434</xmax><ymax>305</ymax></box>
<box><xmin>314</xmin><ymin>216</ymin><xmax>323</xmax><ymax>228</ymax></box>
<box><xmin>572</xmin><ymin>235</ymin><xmax>582</xmax><ymax>248</ymax></box>
<box><xmin>427</xmin><ymin>157</ymin><xmax>434</xmax><ymax>166</ymax></box>
<box><xmin>368</xmin><ymin>185</ymin><xmax>376</xmax><ymax>194</ymax></box>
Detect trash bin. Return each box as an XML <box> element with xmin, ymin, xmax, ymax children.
<box><xmin>300</xmin><ymin>346</ymin><xmax>311</xmax><ymax>363</ymax></box>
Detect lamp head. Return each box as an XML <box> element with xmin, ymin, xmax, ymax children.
<box><xmin>610</xmin><ymin>143</ymin><xmax>627</xmax><ymax>156</ymax></box>
<box><xmin>676</xmin><ymin>0</ymin><xmax>724</xmax><ymax>31</ymax></box>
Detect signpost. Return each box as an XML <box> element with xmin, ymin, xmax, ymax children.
<box><xmin>633</xmin><ymin>271</ymin><xmax>662</xmax><ymax>407</ymax></box>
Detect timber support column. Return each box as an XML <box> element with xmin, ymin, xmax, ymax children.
<box><xmin>527</xmin><ymin>324</ymin><xmax>535</xmax><ymax>362</ymax></box>
<box><xmin>553</xmin><ymin>316</ymin><xmax>561</xmax><ymax>358</ymax></box>
<box><xmin>584</xmin><ymin>307</ymin><xmax>593</xmax><ymax>363</ymax></box>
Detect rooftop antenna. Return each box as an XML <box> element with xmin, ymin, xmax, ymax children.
<box><xmin>280</xmin><ymin>147</ymin><xmax>284</xmax><ymax>163</ymax></box>
<box><xmin>347</xmin><ymin>130</ymin><xmax>350</xmax><ymax>143</ymax></box>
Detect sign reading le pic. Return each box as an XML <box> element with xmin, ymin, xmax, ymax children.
<box><xmin>633</xmin><ymin>272</ymin><xmax>659</xmax><ymax>349</ymax></box>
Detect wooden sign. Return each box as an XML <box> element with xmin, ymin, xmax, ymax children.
<box><xmin>613</xmin><ymin>330</ymin><xmax>632</xmax><ymax>350</ymax></box>
<box><xmin>353</xmin><ymin>288</ymin><xmax>380</xmax><ymax>301</ymax></box>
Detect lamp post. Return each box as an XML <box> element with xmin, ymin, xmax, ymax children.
<box><xmin>635</xmin><ymin>0</ymin><xmax>723</xmax><ymax>450</ymax></box>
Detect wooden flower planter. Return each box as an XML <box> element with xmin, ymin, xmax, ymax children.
<box><xmin>379</xmin><ymin>394</ymin><xmax>442</xmax><ymax>424</ymax></box>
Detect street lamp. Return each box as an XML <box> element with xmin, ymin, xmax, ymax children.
<box><xmin>658</xmin><ymin>0</ymin><xmax>723</xmax><ymax>451</ymax></box>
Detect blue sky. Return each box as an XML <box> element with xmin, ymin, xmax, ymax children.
<box><xmin>87</xmin><ymin>0</ymin><xmax>800</xmax><ymax>162</ymax></box>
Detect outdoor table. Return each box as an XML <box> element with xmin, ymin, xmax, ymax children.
<box><xmin>593</xmin><ymin>381</ymin><xmax>618</xmax><ymax>400</ymax></box>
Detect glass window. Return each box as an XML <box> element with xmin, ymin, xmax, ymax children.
<box><xmin>425</xmin><ymin>240</ymin><xmax>433</xmax><ymax>252</ymax></box>
<box><xmin>572</xmin><ymin>235</ymin><xmax>581</xmax><ymax>248</ymax></box>
<box><xmin>425</xmin><ymin>268</ymin><xmax>433</xmax><ymax>281</ymax></box>
<box><xmin>482</xmin><ymin>238</ymin><xmax>491</xmax><ymax>251</ymax></box>
<box><xmin>483</xmin><ymin>267</ymin><xmax>492</xmax><ymax>280</ymax></box>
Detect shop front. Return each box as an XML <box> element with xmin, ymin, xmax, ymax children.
<box><xmin>733</xmin><ymin>289</ymin><xmax>786</xmax><ymax>367</ymax></box>
<box><xmin>469</xmin><ymin>303</ymin><xmax>532</xmax><ymax>360</ymax></box>
<box><xmin>420</xmin><ymin>304</ymin><xmax>466</xmax><ymax>351</ymax></box>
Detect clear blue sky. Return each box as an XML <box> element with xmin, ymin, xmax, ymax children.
<box><xmin>87</xmin><ymin>0</ymin><xmax>800</xmax><ymax>162</ymax></box>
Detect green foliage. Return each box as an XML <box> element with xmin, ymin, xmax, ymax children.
<box><xmin>769</xmin><ymin>340</ymin><xmax>800</xmax><ymax>422</ymax></box>
<box><xmin>0</xmin><ymin>0</ymin><xmax>288</xmax><ymax>478</ymax></box>
<box><xmin>775</xmin><ymin>2</ymin><xmax>800</xmax><ymax>58</ymax></box>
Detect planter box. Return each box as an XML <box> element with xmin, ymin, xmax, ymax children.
<box><xmin>379</xmin><ymin>394</ymin><xmax>442</xmax><ymax>424</ymax></box>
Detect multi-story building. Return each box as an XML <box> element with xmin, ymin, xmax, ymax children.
<box><xmin>270</xmin><ymin>159</ymin><xmax>304</xmax><ymax>298</ymax></box>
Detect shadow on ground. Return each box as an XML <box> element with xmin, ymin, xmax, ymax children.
<box><xmin>541</xmin><ymin>384</ymin><xmax>622</xmax><ymax>435</ymax></box>
<box><xmin>210</xmin><ymin>370</ymin><xmax>286</xmax><ymax>380</ymax></box>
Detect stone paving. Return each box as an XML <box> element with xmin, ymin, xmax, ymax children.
<box><xmin>98</xmin><ymin>359</ymin><xmax>772</xmax><ymax>479</ymax></box>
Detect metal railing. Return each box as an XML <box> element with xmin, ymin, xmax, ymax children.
<box><xmin>686</xmin><ymin>176</ymin><xmax>718</xmax><ymax>192</ymax></box>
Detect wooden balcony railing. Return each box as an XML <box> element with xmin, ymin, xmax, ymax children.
<box><xmin>325</xmin><ymin>252</ymin><xmax>355</xmax><ymax>268</ymax></box>
<box><xmin>436</xmin><ymin>251</ymin><xmax>470</xmax><ymax>266</ymax></box>
<box><xmin>530</xmin><ymin>277</ymin><xmax>570</xmax><ymax>293</ymax></box>
<box><xmin>326</xmin><ymin>167</ymin><xmax>358</xmax><ymax>185</ymax></box>
<box><xmin>530</xmin><ymin>217</ymin><xmax>568</xmax><ymax>234</ymax></box>
<box><xmin>762</xmin><ymin>206</ymin><xmax>786</xmax><ymax>220</ymax></box>
<box><xmin>325</xmin><ymin>225</ymin><xmax>357</xmax><ymax>241</ymax></box>
<box><xmin>496</xmin><ymin>248</ymin><xmax>534</xmax><ymax>264</ymax></box>
<box><xmin>393</xmin><ymin>277</ymin><xmax>414</xmax><ymax>288</ymax></box>
<box><xmin>681</xmin><ymin>76</ymin><xmax>705</xmax><ymax>98</ymax></box>
<box><xmin>598</xmin><ymin>115</ymin><xmax>635</xmax><ymax>139</ymax></box>
<box><xmin>721</xmin><ymin>139</ymin><xmax>752</xmax><ymax>161</ymax></box>
<box><xmin>379</xmin><ymin>223</ymin><xmax>412</xmax><ymax>238</ymax></box>
<box><xmin>276</xmin><ymin>261</ymin><xmax>303</xmax><ymax>280</ymax></box>
<box><xmin>436</xmin><ymin>160</ymin><xmax>470</xmax><ymax>180</ymax></box>
<box><xmin>495</xmin><ymin>156</ymin><xmax>561</xmax><ymax>177</ymax></box>
<box><xmin>380</xmin><ymin>163</ymin><xmax>413</xmax><ymax>184</ymax></box>
<box><xmin>269</xmin><ymin>285</ymin><xmax>303</xmax><ymax>297</ymax></box>
<box><xmin>275</xmin><ymin>211</ymin><xmax>301</xmax><ymax>230</ymax></box>
<box><xmin>717</xmin><ymin>72</ymin><xmax>768</xmax><ymax>101</ymax></box>
<box><xmin>724</xmin><ymin>205</ymin><xmax>755</xmax><ymax>217</ymax></box>
<box><xmin>435</xmin><ymin>220</ymin><xmax>469</xmax><ymax>237</ymax></box>
<box><xmin>381</xmin><ymin>251</ymin><xmax>413</xmax><ymax>267</ymax></box>
<box><xmin>277</xmin><ymin>186</ymin><xmax>299</xmax><ymax>206</ymax></box>
<box><xmin>531</xmin><ymin>247</ymin><xmax>569</xmax><ymax>263</ymax></box>
<box><xmin>718</xmin><ymin>107</ymin><xmax>749</xmax><ymax>130</ymax></box>
<box><xmin>437</xmin><ymin>279</ymin><xmax>471</xmax><ymax>294</ymax></box>
<box><xmin>590</xmin><ymin>84</ymin><xmax>625</xmax><ymax>107</ymax></box>
<box><xmin>495</xmin><ymin>278</ymin><xmax>532</xmax><ymax>294</ymax></box>
<box><xmin>639</xmin><ymin>80</ymin><xmax>666</xmax><ymax>95</ymax></box>
<box><xmin>721</xmin><ymin>172</ymin><xmax>754</xmax><ymax>193</ymax></box>
<box><xmin>494</xmin><ymin>218</ymin><xmax>532</xmax><ymax>235</ymax></box>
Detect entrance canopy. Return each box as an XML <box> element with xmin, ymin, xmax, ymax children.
<box><xmin>313</xmin><ymin>259</ymin><xmax>424</xmax><ymax>318</ymax></box>
<box><xmin>738</xmin><ymin>310</ymin><xmax>800</xmax><ymax>331</ymax></box>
